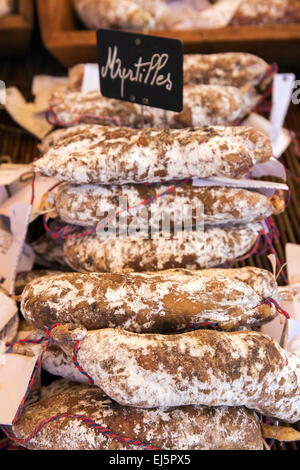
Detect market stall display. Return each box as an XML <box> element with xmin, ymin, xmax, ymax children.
<box><xmin>0</xmin><ymin>36</ymin><xmax>300</xmax><ymax>451</ymax></box>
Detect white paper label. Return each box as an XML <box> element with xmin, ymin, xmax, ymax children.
<box><xmin>3</xmin><ymin>76</ymin><xmax>69</xmax><ymax>141</ymax></box>
<box><xmin>250</xmin><ymin>157</ymin><xmax>287</xmax><ymax>181</ymax></box>
<box><xmin>0</xmin><ymin>186</ymin><xmax>7</xmax><ymax>205</ymax></box>
<box><xmin>0</xmin><ymin>164</ymin><xmax>31</xmax><ymax>186</ymax></box>
<box><xmin>0</xmin><ymin>80</ymin><xmax>5</xmax><ymax>105</ymax></box>
<box><xmin>17</xmin><ymin>244</ymin><xmax>35</xmax><ymax>274</ymax></box>
<box><xmin>4</xmin><ymin>87</ymin><xmax>53</xmax><ymax>140</ymax></box>
<box><xmin>279</xmin><ymin>284</ymin><xmax>300</xmax><ymax>322</ymax></box>
<box><xmin>0</xmin><ymin>291</ymin><xmax>17</xmax><ymax>331</ymax></box>
<box><xmin>0</xmin><ymin>202</ymin><xmax>32</xmax><ymax>294</ymax></box>
<box><xmin>275</xmin><ymin>245</ymin><xmax>300</xmax><ymax>357</ymax></box>
<box><xmin>267</xmin><ymin>254</ymin><xmax>277</xmax><ymax>278</ymax></box>
<box><xmin>0</xmin><ymin>174</ymin><xmax>59</xmax><ymax>222</ymax></box>
<box><xmin>0</xmin><ymin>354</ymin><xmax>38</xmax><ymax>425</ymax></box>
<box><xmin>293</xmin><ymin>293</ymin><xmax>300</xmax><ymax>323</ymax></box>
<box><xmin>262</xmin><ymin>314</ymin><xmax>288</xmax><ymax>346</ymax></box>
<box><xmin>192</xmin><ymin>176</ymin><xmax>289</xmax><ymax>197</ymax></box>
<box><xmin>32</xmin><ymin>75</ymin><xmax>69</xmax><ymax>112</ymax></box>
<box><xmin>270</xmin><ymin>74</ymin><xmax>295</xmax><ymax>147</ymax></box>
<box><xmin>288</xmin><ymin>328</ymin><xmax>300</xmax><ymax>358</ymax></box>
<box><xmin>0</xmin><ymin>231</ymin><xmax>35</xmax><ymax>286</ymax></box>
<box><xmin>243</xmin><ymin>113</ymin><xmax>291</xmax><ymax>159</ymax></box>
<box><xmin>82</xmin><ymin>64</ymin><xmax>100</xmax><ymax>93</ymax></box>
<box><xmin>274</xmin><ymin>286</ymin><xmax>300</xmax><ymax>357</ymax></box>
<box><xmin>286</xmin><ymin>243</ymin><xmax>300</xmax><ymax>284</ymax></box>
<box><xmin>10</xmin><ymin>203</ymin><xmax>32</xmax><ymax>240</ymax></box>
<box><xmin>0</xmin><ymin>228</ymin><xmax>14</xmax><ymax>291</ymax></box>
<box><xmin>0</xmin><ymin>341</ymin><xmax>5</xmax><ymax>366</ymax></box>
<box><xmin>9</xmin><ymin>204</ymin><xmax>32</xmax><ymax>294</ymax></box>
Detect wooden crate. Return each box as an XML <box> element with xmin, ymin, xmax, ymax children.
<box><xmin>0</xmin><ymin>0</ymin><xmax>34</xmax><ymax>56</ymax></box>
<box><xmin>37</xmin><ymin>0</ymin><xmax>300</xmax><ymax>67</ymax></box>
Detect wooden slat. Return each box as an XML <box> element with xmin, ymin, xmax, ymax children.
<box><xmin>19</xmin><ymin>0</ymin><xmax>34</xmax><ymax>24</ymax></box>
<box><xmin>37</xmin><ymin>0</ymin><xmax>76</xmax><ymax>43</ymax></box>
<box><xmin>0</xmin><ymin>0</ymin><xmax>33</xmax><ymax>56</ymax></box>
<box><xmin>37</xmin><ymin>0</ymin><xmax>300</xmax><ymax>67</ymax></box>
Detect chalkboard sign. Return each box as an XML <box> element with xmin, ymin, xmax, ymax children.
<box><xmin>97</xmin><ymin>29</ymin><xmax>183</xmax><ymax>112</ymax></box>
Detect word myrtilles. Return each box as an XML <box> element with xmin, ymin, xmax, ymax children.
<box><xmin>100</xmin><ymin>46</ymin><xmax>173</xmax><ymax>98</ymax></box>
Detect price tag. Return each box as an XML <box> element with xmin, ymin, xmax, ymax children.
<box><xmin>192</xmin><ymin>176</ymin><xmax>288</xmax><ymax>197</ymax></box>
<box><xmin>82</xmin><ymin>64</ymin><xmax>101</xmax><ymax>93</ymax></box>
<box><xmin>0</xmin><ymin>186</ymin><xmax>7</xmax><ymax>205</ymax></box>
<box><xmin>243</xmin><ymin>113</ymin><xmax>291</xmax><ymax>159</ymax></box>
<box><xmin>4</xmin><ymin>87</ymin><xmax>53</xmax><ymax>140</ymax></box>
<box><xmin>97</xmin><ymin>29</ymin><xmax>183</xmax><ymax>112</ymax></box>
<box><xmin>287</xmin><ymin>322</ymin><xmax>300</xmax><ymax>358</ymax></box>
<box><xmin>0</xmin><ymin>163</ymin><xmax>31</xmax><ymax>186</ymax></box>
<box><xmin>17</xmin><ymin>244</ymin><xmax>35</xmax><ymax>274</ymax></box>
<box><xmin>286</xmin><ymin>243</ymin><xmax>300</xmax><ymax>285</ymax></box>
<box><xmin>262</xmin><ymin>316</ymin><xmax>286</xmax><ymax>346</ymax></box>
<box><xmin>0</xmin><ymin>228</ymin><xmax>35</xmax><ymax>293</ymax></box>
<box><xmin>250</xmin><ymin>157</ymin><xmax>286</xmax><ymax>181</ymax></box>
<box><xmin>0</xmin><ymin>291</ymin><xmax>17</xmax><ymax>332</ymax></box>
<box><xmin>0</xmin><ymin>174</ymin><xmax>59</xmax><ymax>222</ymax></box>
<box><xmin>274</xmin><ymin>246</ymin><xmax>300</xmax><ymax>357</ymax></box>
<box><xmin>270</xmin><ymin>74</ymin><xmax>295</xmax><ymax>147</ymax></box>
<box><xmin>0</xmin><ymin>354</ymin><xmax>38</xmax><ymax>426</ymax></box>
<box><xmin>0</xmin><ymin>202</ymin><xmax>32</xmax><ymax>294</ymax></box>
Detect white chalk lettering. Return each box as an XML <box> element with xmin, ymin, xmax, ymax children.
<box><xmin>101</xmin><ymin>46</ymin><xmax>173</xmax><ymax>98</ymax></box>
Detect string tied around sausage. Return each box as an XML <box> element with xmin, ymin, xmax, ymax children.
<box><xmin>1</xmin><ymin>290</ymin><xmax>289</xmax><ymax>448</ymax></box>
<box><xmin>8</xmin><ymin>324</ymin><xmax>58</xmax><ymax>425</ymax></box>
<box><xmin>1</xmin><ymin>413</ymin><xmax>160</xmax><ymax>450</ymax></box>
<box><xmin>262</xmin><ymin>298</ymin><xmax>290</xmax><ymax>319</ymax></box>
<box><xmin>233</xmin><ymin>216</ymin><xmax>287</xmax><ymax>284</ymax></box>
<box><xmin>42</xmin><ymin>178</ymin><xmax>191</xmax><ymax>241</ymax></box>
<box><xmin>30</xmin><ymin>173</ymin><xmax>288</xmax><ymax>284</ymax></box>
<box><xmin>72</xmin><ymin>340</ymin><xmax>94</xmax><ymax>386</ymax></box>
<box><xmin>45</xmin><ymin>105</ymin><xmax>120</xmax><ymax>128</ymax></box>
<box><xmin>1</xmin><ymin>323</ymin><xmax>160</xmax><ymax>450</ymax></box>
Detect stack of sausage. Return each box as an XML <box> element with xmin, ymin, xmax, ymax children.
<box><xmin>6</xmin><ymin>52</ymin><xmax>297</xmax><ymax>450</ymax></box>
<box><xmin>34</xmin><ymin>53</ymin><xmax>285</xmax><ymax>273</ymax></box>
<box><xmin>49</xmin><ymin>52</ymin><xmax>271</xmax><ymax>129</ymax></box>
<box><xmin>5</xmin><ymin>266</ymin><xmax>300</xmax><ymax>450</ymax></box>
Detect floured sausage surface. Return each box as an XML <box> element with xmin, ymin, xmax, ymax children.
<box><xmin>47</xmin><ymin>182</ymin><xmax>284</xmax><ymax>228</ymax></box>
<box><xmin>11</xmin><ymin>382</ymin><xmax>264</xmax><ymax>450</ymax></box>
<box><xmin>183</xmin><ymin>53</ymin><xmax>269</xmax><ymax>89</ymax></box>
<box><xmin>66</xmin><ymin>53</ymin><xmax>270</xmax><ymax>92</ymax></box>
<box><xmin>36</xmin><ymin>125</ymin><xmax>272</xmax><ymax>184</ymax></box>
<box><xmin>231</xmin><ymin>0</ymin><xmax>300</xmax><ymax>25</ymax></box>
<box><xmin>21</xmin><ymin>267</ymin><xmax>278</xmax><ymax>332</ymax></box>
<box><xmin>42</xmin><ymin>344</ymin><xmax>91</xmax><ymax>384</ymax></box>
<box><xmin>76</xmin><ymin>328</ymin><xmax>300</xmax><ymax>423</ymax></box>
<box><xmin>62</xmin><ymin>224</ymin><xmax>261</xmax><ymax>273</ymax></box>
<box><xmin>49</xmin><ymin>85</ymin><xmax>259</xmax><ymax>128</ymax></box>
<box><xmin>15</xmin><ymin>270</ymin><xmax>63</xmax><ymax>296</ymax></box>
<box><xmin>73</xmin><ymin>0</ymin><xmax>212</xmax><ymax>31</ymax></box>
